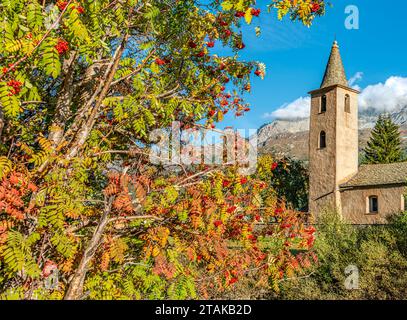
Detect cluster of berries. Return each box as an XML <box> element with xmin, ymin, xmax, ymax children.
<box><xmin>226</xmin><ymin>206</ymin><xmax>237</xmax><ymax>214</ymax></box>
<box><xmin>235</xmin><ymin>8</ymin><xmax>260</xmax><ymax>18</ymax></box>
<box><xmin>214</xmin><ymin>220</ymin><xmax>223</xmax><ymax>227</ymax></box>
<box><xmin>55</xmin><ymin>39</ymin><xmax>69</xmax><ymax>55</ymax></box>
<box><xmin>155</xmin><ymin>57</ymin><xmax>171</xmax><ymax>66</ymax></box>
<box><xmin>254</xmin><ymin>69</ymin><xmax>265</xmax><ymax>78</ymax></box>
<box><xmin>218</xmin><ymin>19</ymin><xmax>228</xmax><ymax>27</ymax></box>
<box><xmin>188</xmin><ymin>40</ymin><xmax>197</xmax><ymax>49</ymax></box>
<box><xmin>217</xmin><ymin>17</ymin><xmax>233</xmax><ymax>39</ymax></box>
<box><xmin>2</xmin><ymin>63</ymin><xmax>15</xmax><ymax>74</ymax></box>
<box><xmin>187</xmin><ymin>40</ymin><xmax>208</xmax><ymax>57</ymax></box>
<box><xmin>311</xmin><ymin>2</ymin><xmax>320</xmax><ymax>12</ymax></box>
<box><xmin>196</xmin><ymin>51</ymin><xmax>205</xmax><ymax>58</ymax></box>
<box><xmin>155</xmin><ymin>58</ymin><xmax>166</xmax><ymax>65</ymax></box>
<box><xmin>7</xmin><ymin>80</ymin><xmax>23</xmax><ymax>96</ymax></box>
<box><xmin>224</xmin><ymin>29</ymin><xmax>232</xmax><ymax>37</ymax></box>
<box><xmin>76</xmin><ymin>5</ymin><xmax>85</xmax><ymax>14</ymax></box>
<box><xmin>206</xmin><ymin>41</ymin><xmax>215</xmax><ymax>48</ymax></box>
<box><xmin>208</xmin><ymin>109</ymin><xmax>216</xmax><ymax>117</ymax></box>
<box><xmin>251</xmin><ymin>8</ymin><xmax>261</xmax><ymax>16</ymax></box>
<box><xmin>56</xmin><ymin>1</ymin><xmax>85</xmax><ymax>13</ymax></box>
<box><xmin>274</xmin><ymin>207</ymin><xmax>284</xmax><ymax>215</ymax></box>
<box><xmin>56</xmin><ymin>0</ymin><xmax>68</xmax><ymax>11</ymax></box>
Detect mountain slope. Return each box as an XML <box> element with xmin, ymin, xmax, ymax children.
<box><xmin>259</xmin><ymin>107</ymin><xmax>407</xmax><ymax>160</ymax></box>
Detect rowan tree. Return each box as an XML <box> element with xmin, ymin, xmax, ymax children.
<box><xmin>0</xmin><ymin>0</ymin><xmax>325</xmax><ymax>300</ymax></box>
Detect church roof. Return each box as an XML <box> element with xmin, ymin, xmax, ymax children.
<box><xmin>340</xmin><ymin>162</ymin><xmax>407</xmax><ymax>189</ymax></box>
<box><xmin>320</xmin><ymin>41</ymin><xmax>349</xmax><ymax>88</ymax></box>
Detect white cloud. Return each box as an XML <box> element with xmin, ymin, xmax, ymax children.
<box><xmin>359</xmin><ymin>76</ymin><xmax>407</xmax><ymax>112</ymax></box>
<box><xmin>264</xmin><ymin>96</ymin><xmax>311</xmax><ymax>120</ymax></box>
<box><xmin>349</xmin><ymin>71</ymin><xmax>363</xmax><ymax>87</ymax></box>
<box><xmin>265</xmin><ymin>76</ymin><xmax>407</xmax><ymax>120</ymax></box>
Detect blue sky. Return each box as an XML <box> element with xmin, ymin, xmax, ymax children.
<box><xmin>216</xmin><ymin>0</ymin><xmax>407</xmax><ymax>130</ymax></box>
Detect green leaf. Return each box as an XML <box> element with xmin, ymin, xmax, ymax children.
<box><xmin>150</xmin><ymin>62</ymin><xmax>160</xmax><ymax>74</ymax></box>
<box><xmin>39</xmin><ymin>39</ymin><xmax>61</xmax><ymax>78</ymax></box>
<box><xmin>221</xmin><ymin>1</ymin><xmax>234</xmax><ymax>11</ymax></box>
<box><xmin>27</xmin><ymin>2</ymin><xmax>43</xmax><ymax>30</ymax></box>
<box><xmin>0</xmin><ymin>82</ymin><xmax>20</xmax><ymax>118</ymax></box>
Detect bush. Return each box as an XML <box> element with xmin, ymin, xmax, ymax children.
<box><xmin>270</xmin><ymin>211</ymin><xmax>407</xmax><ymax>300</ymax></box>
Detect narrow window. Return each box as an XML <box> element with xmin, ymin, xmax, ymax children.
<box><xmin>368</xmin><ymin>196</ymin><xmax>378</xmax><ymax>214</ymax></box>
<box><xmin>320</xmin><ymin>95</ymin><xmax>327</xmax><ymax>113</ymax></box>
<box><xmin>345</xmin><ymin>94</ymin><xmax>351</xmax><ymax>113</ymax></box>
<box><xmin>403</xmin><ymin>194</ymin><xmax>407</xmax><ymax>211</ymax></box>
<box><xmin>319</xmin><ymin>131</ymin><xmax>326</xmax><ymax>149</ymax></box>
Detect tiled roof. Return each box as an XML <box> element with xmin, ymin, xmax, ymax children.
<box><xmin>320</xmin><ymin>41</ymin><xmax>349</xmax><ymax>88</ymax></box>
<box><xmin>340</xmin><ymin>162</ymin><xmax>407</xmax><ymax>188</ymax></box>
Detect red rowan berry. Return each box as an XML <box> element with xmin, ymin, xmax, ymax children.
<box><xmin>55</xmin><ymin>39</ymin><xmax>69</xmax><ymax>55</ymax></box>
<box><xmin>56</xmin><ymin>0</ymin><xmax>68</xmax><ymax>11</ymax></box>
<box><xmin>207</xmin><ymin>41</ymin><xmax>215</xmax><ymax>48</ymax></box>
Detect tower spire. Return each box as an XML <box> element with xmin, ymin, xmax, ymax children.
<box><xmin>320</xmin><ymin>40</ymin><xmax>348</xmax><ymax>88</ymax></box>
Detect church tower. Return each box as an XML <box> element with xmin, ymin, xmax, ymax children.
<box><xmin>308</xmin><ymin>41</ymin><xmax>360</xmax><ymax>218</ymax></box>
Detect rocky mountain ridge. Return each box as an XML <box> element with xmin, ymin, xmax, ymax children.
<box><xmin>258</xmin><ymin>107</ymin><xmax>407</xmax><ymax>160</ymax></box>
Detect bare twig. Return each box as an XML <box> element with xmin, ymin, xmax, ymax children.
<box><xmin>108</xmin><ymin>215</ymin><xmax>164</xmax><ymax>224</ymax></box>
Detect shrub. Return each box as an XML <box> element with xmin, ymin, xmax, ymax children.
<box><xmin>269</xmin><ymin>211</ymin><xmax>407</xmax><ymax>300</ymax></box>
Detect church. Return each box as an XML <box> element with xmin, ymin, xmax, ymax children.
<box><xmin>308</xmin><ymin>41</ymin><xmax>407</xmax><ymax>224</ymax></box>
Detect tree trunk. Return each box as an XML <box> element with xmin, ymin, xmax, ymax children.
<box><xmin>48</xmin><ymin>51</ymin><xmax>77</xmax><ymax>146</ymax></box>
<box><xmin>66</xmin><ymin>35</ymin><xmax>128</xmax><ymax>160</ymax></box>
<box><xmin>64</xmin><ymin>197</ymin><xmax>113</xmax><ymax>300</ymax></box>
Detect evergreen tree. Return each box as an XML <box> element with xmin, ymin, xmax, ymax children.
<box><xmin>363</xmin><ymin>114</ymin><xmax>404</xmax><ymax>164</ymax></box>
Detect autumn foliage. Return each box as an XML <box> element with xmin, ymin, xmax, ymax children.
<box><xmin>0</xmin><ymin>0</ymin><xmax>325</xmax><ymax>300</ymax></box>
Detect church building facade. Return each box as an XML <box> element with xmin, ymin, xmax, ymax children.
<box><xmin>308</xmin><ymin>41</ymin><xmax>407</xmax><ymax>224</ymax></box>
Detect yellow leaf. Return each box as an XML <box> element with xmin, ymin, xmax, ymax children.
<box><xmin>217</xmin><ymin>110</ymin><xmax>224</xmax><ymax>122</ymax></box>
<box><xmin>152</xmin><ymin>246</ymin><xmax>160</xmax><ymax>257</ymax></box>
<box><xmin>236</xmin><ymin>0</ymin><xmax>245</xmax><ymax>11</ymax></box>
<box><xmin>221</xmin><ymin>1</ymin><xmax>233</xmax><ymax>11</ymax></box>
<box><xmin>150</xmin><ymin>62</ymin><xmax>160</xmax><ymax>74</ymax></box>
<box><xmin>245</xmin><ymin>8</ymin><xmax>253</xmax><ymax>24</ymax></box>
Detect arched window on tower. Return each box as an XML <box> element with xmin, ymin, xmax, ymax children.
<box><xmin>345</xmin><ymin>94</ymin><xmax>351</xmax><ymax>113</ymax></box>
<box><xmin>319</xmin><ymin>131</ymin><xmax>326</xmax><ymax>149</ymax></box>
<box><xmin>320</xmin><ymin>95</ymin><xmax>327</xmax><ymax>113</ymax></box>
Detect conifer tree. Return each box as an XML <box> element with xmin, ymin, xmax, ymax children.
<box><xmin>363</xmin><ymin>114</ymin><xmax>404</xmax><ymax>164</ymax></box>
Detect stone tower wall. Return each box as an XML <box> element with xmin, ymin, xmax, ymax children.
<box><xmin>309</xmin><ymin>86</ymin><xmax>359</xmax><ymax>218</ymax></box>
<box><xmin>335</xmin><ymin>87</ymin><xmax>359</xmax><ymax>185</ymax></box>
<box><xmin>309</xmin><ymin>88</ymin><xmax>337</xmax><ymax>217</ymax></box>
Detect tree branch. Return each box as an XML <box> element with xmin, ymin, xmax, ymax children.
<box><xmin>64</xmin><ymin>196</ymin><xmax>114</xmax><ymax>300</ymax></box>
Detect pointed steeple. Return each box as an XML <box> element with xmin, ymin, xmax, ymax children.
<box><xmin>320</xmin><ymin>41</ymin><xmax>348</xmax><ymax>88</ymax></box>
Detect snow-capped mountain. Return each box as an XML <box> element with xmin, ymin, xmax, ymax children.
<box><xmin>258</xmin><ymin>118</ymin><xmax>309</xmax><ymax>145</ymax></box>
<box><xmin>258</xmin><ymin>106</ymin><xmax>407</xmax><ymax>160</ymax></box>
<box><xmin>392</xmin><ymin>105</ymin><xmax>407</xmax><ymax>126</ymax></box>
